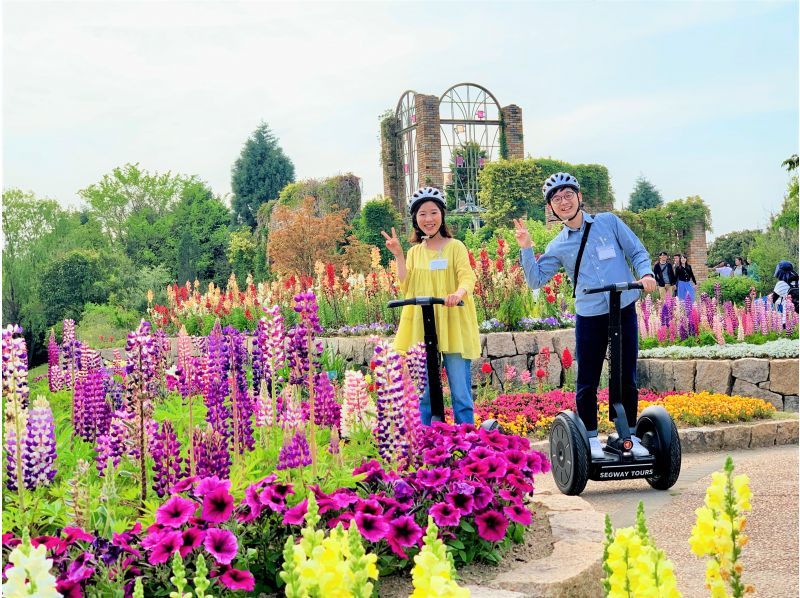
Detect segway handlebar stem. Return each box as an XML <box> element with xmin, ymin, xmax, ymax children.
<box><xmin>388</xmin><ymin>297</ymin><xmax>464</xmax><ymax>308</ymax></box>
<box><xmin>584</xmin><ymin>282</ymin><xmax>644</xmax><ymax>295</ymax></box>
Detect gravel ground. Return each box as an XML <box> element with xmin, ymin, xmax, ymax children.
<box><xmin>535</xmin><ymin>444</ymin><xmax>799</xmax><ymax>598</ymax></box>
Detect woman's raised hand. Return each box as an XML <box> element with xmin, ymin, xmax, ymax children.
<box><xmin>512</xmin><ymin>218</ymin><xmax>533</xmax><ymax>249</ymax></box>
<box><xmin>380</xmin><ymin>227</ymin><xmax>403</xmax><ymax>257</ymax></box>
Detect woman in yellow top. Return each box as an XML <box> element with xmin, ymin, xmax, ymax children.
<box><xmin>381</xmin><ymin>186</ymin><xmax>481</xmax><ymax>425</ymax></box>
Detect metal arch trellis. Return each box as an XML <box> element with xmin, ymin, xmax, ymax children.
<box><xmin>395</xmin><ymin>90</ymin><xmax>418</xmax><ymax>210</ymax></box>
<box><xmin>439</xmin><ymin>83</ymin><xmax>501</xmax><ymax>228</ymax></box>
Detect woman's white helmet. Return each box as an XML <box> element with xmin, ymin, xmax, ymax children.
<box><xmin>408</xmin><ymin>186</ymin><xmax>446</xmax><ymax>215</ymax></box>
<box><xmin>542</xmin><ymin>172</ymin><xmax>580</xmax><ymax>202</ymax></box>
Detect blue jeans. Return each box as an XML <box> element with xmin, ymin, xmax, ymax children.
<box><xmin>420</xmin><ymin>353</ymin><xmax>474</xmax><ymax>426</ymax></box>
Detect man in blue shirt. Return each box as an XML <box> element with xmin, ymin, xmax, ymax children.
<box><xmin>513</xmin><ymin>172</ymin><xmax>657</xmax><ymax>459</ymax></box>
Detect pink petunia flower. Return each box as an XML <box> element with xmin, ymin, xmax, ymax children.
<box><xmin>475</xmin><ymin>510</ymin><xmax>509</xmax><ymax>542</ymax></box>
<box><xmin>446</xmin><ymin>490</ymin><xmax>475</xmax><ymax>516</ymax></box>
<box><xmin>354</xmin><ymin>512</ymin><xmax>390</xmax><ymax>543</ymax></box>
<box><xmin>282</xmin><ymin>499</ymin><xmax>308</xmax><ymax>525</ymax></box>
<box><xmin>415</xmin><ymin>467</ymin><xmax>451</xmax><ymax>489</ymax></box>
<box><xmin>503</xmin><ymin>504</ymin><xmax>533</xmax><ymax>526</ymax></box>
<box><xmin>203</xmin><ymin>528</ymin><xmax>238</xmax><ymax>565</ymax></box>
<box><xmin>156</xmin><ymin>496</ymin><xmax>198</xmax><ymax>528</ymax></box>
<box><xmin>201</xmin><ymin>486</ymin><xmax>234</xmax><ymax>523</ymax></box>
<box><xmin>148</xmin><ymin>530</ymin><xmax>183</xmax><ymax>565</ymax></box>
<box><xmin>219</xmin><ymin>567</ymin><xmax>255</xmax><ymax>591</ymax></box>
<box><xmin>179</xmin><ymin>527</ymin><xmax>205</xmax><ymax>558</ymax></box>
<box><xmin>195</xmin><ymin>476</ymin><xmax>231</xmax><ymax>497</ymax></box>
<box><xmin>430</xmin><ymin>502</ymin><xmax>461</xmax><ymax>527</ymax></box>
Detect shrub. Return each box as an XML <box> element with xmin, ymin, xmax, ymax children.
<box><xmin>697</xmin><ymin>276</ymin><xmax>756</xmax><ymax>304</ymax></box>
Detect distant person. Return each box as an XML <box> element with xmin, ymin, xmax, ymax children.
<box><xmin>675</xmin><ymin>254</ymin><xmax>697</xmax><ymax>302</ymax></box>
<box><xmin>733</xmin><ymin>257</ymin><xmax>748</xmax><ymax>277</ymax></box>
<box><xmin>715</xmin><ymin>261</ymin><xmax>733</xmax><ymax>277</ymax></box>
<box><xmin>771</xmin><ymin>261</ymin><xmax>799</xmax><ymax>317</ymax></box>
<box><xmin>652</xmin><ymin>251</ymin><xmax>676</xmax><ymax>300</ymax></box>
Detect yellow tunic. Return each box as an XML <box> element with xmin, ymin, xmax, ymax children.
<box><xmin>392</xmin><ymin>239</ymin><xmax>481</xmax><ymax>360</ymax></box>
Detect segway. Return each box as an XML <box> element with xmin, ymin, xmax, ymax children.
<box><xmin>549</xmin><ymin>282</ymin><xmax>681</xmax><ymax>496</ymax></box>
<box><xmin>388</xmin><ymin>297</ymin><xmax>500</xmax><ymax>431</ymax></box>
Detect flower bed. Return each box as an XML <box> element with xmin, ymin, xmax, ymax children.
<box><xmin>2</xmin><ymin>299</ymin><xmax>551</xmax><ymax>596</ymax></box>
<box><xmin>638</xmin><ymin>338</ymin><xmax>799</xmax><ymax>359</ymax></box>
<box><xmin>474</xmin><ymin>389</ymin><xmax>776</xmax><ymax>438</ymax></box>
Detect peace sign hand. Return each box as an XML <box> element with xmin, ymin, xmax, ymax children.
<box><xmin>512</xmin><ymin>218</ymin><xmax>533</xmax><ymax>250</ymax></box>
<box><xmin>380</xmin><ymin>227</ymin><xmax>403</xmax><ymax>257</ymax></box>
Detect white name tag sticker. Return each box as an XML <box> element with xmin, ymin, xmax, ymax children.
<box><xmin>597</xmin><ymin>245</ymin><xmax>616</xmax><ymax>260</ymax></box>
<box><xmin>429</xmin><ymin>258</ymin><xmax>448</xmax><ymax>271</ymax></box>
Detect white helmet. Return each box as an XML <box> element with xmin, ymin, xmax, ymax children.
<box><xmin>542</xmin><ymin>172</ymin><xmax>580</xmax><ymax>202</ymax></box>
<box><xmin>408</xmin><ymin>186</ymin><xmax>446</xmax><ymax>215</ymax></box>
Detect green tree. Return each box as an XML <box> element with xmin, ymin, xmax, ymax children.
<box><xmin>231</xmin><ymin>122</ymin><xmax>295</xmax><ymax>228</ymax></box>
<box><xmin>706</xmin><ymin>230</ymin><xmax>761</xmax><ymax>267</ymax></box>
<box><xmin>169</xmin><ymin>180</ymin><xmax>231</xmax><ymax>285</ymax></box>
<box><xmin>628</xmin><ymin>176</ymin><xmax>664</xmax><ymax>212</ymax></box>
<box><xmin>227</xmin><ymin>229</ymin><xmax>258</xmax><ymax>282</ymax></box>
<box><xmin>38</xmin><ymin>250</ymin><xmax>109</xmax><ymax>327</ymax></box>
<box><xmin>352</xmin><ymin>197</ymin><xmax>403</xmax><ymax>265</ymax></box>
<box><xmin>478</xmin><ymin>158</ymin><xmax>544</xmax><ymax>227</ymax></box>
<box><xmin>123</xmin><ymin>206</ymin><xmax>174</xmax><ymax>269</ymax></box>
<box><xmin>79</xmin><ymin>163</ymin><xmax>187</xmax><ymax>242</ymax></box>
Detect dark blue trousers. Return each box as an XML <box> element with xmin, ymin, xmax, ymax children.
<box><xmin>575</xmin><ymin>303</ymin><xmax>639</xmax><ymax>432</ymax></box>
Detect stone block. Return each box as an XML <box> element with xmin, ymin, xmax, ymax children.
<box><xmin>672</xmin><ymin>360</ymin><xmax>696</xmax><ymax>392</ymax></box>
<box><xmin>647</xmin><ymin>360</ymin><xmax>674</xmax><ymax>392</ymax></box>
<box><xmin>637</xmin><ymin>360</ymin><xmax>650</xmax><ymax>389</ymax></box>
<box><xmin>534</xmin><ymin>330</ymin><xmax>558</xmax><ymax>353</ymax></box>
<box><xmin>679</xmin><ymin>427</ymin><xmax>724</xmax><ymax>452</ymax></box>
<box><xmin>776</xmin><ymin>419</ymin><xmax>799</xmax><ymax>445</ymax></box>
<box><xmin>492</xmin><ymin>355</ymin><xmax>529</xmax><ymax>390</ymax></box>
<box><xmin>551</xmin><ymin>329</ymin><xmax>577</xmax><ymax>360</ymax></box>
<box><xmin>731</xmin><ymin>358</ymin><xmax>770</xmax><ymax>384</ymax></box>
<box><xmin>731</xmin><ymin>379</ymin><xmax>783</xmax><ymax>410</ymax></box>
<box><xmin>479</xmin><ymin>334</ymin><xmax>488</xmax><ymax>356</ymax></box>
<box><xmin>512</xmin><ymin>332</ymin><xmax>538</xmax><ymax>356</ymax></box>
<box><xmin>486</xmin><ymin>333</ymin><xmax>517</xmax><ymax>358</ymax></box>
<box><xmin>784</xmin><ymin>396</ymin><xmax>799</xmax><ymax>413</ymax></box>
<box><xmin>769</xmin><ymin>359</ymin><xmax>799</xmax><ymax>396</ymax></box>
<box><xmin>695</xmin><ymin>360</ymin><xmax>732</xmax><ymax>395</ymax></box>
<box><xmin>749</xmin><ymin>421</ymin><xmax>777</xmax><ymax>448</ymax></box>
<box><xmin>547</xmin><ymin>511</ymin><xmax>605</xmax><ymax>544</ymax></box>
<box><xmin>721</xmin><ymin>425</ymin><xmax>751</xmax><ymax>450</ymax></box>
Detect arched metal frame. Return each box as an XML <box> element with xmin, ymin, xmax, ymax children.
<box><xmin>439</xmin><ymin>83</ymin><xmax>501</xmax><ymax>218</ymax></box>
<box><xmin>394</xmin><ymin>90</ymin><xmax>418</xmax><ymax>209</ymax></box>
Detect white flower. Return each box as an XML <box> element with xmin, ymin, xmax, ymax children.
<box><xmin>639</xmin><ymin>339</ymin><xmax>799</xmax><ymax>360</ymax></box>
<box><xmin>1</xmin><ymin>544</ymin><xmax>61</xmax><ymax>598</ymax></box>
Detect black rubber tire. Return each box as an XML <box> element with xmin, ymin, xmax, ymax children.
<box><xmin>644</xmin><ymin>418</ymin><xmax>681</xmax><ymax>490</ymax></box>
<box><xmin>549</xmin><ymin>414</ymin><xmax>589</xmax><ymax>496</ymax></box>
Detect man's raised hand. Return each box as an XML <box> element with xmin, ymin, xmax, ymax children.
<box><xmin>380</xmin><ymin>227</ymin><xmax>402</xmax><ymax>257</ymax></box>
<box><xmin>513</xmin><ymin>218</ymin><xmax>533</xmax><ymax>250</ymax></box>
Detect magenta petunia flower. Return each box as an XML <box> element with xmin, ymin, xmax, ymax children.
<box><xmin>156</xmin><ymin>496</ymin><xmax>197</xmax><ymax>528</ymax></box>
<box><xmin>258</xmin><ymin>486</ymin><xmax>287</xmax><ymax>513</ymax></box>
<box><xmin>421</xmin><ymin>446</ymin><xmax>450</xmax><ymax>466</ymax></box>
<box><xmin>446</xmin><ymin>491</ymin><xmax>475</xmax><ymax>516</ymax></box>
<box><xmin>429</xmin><ymin>502</ymin><xmax>461</xmax><ymax>527</ymax></box>
<box><xmin>472</xmin><ymin>484</ymin><xmax>494</xmax><ymax>511</ymax></box>
<box><xmin>415</xmin><ymin>467</ymin><xmax>450</xmax><ymax>489</ymax></box>
<box><xmin>506</xmin><ymin>473</ymin><xmax>533</xmax><ymax>493</ymax></box>
<box><xmin>201</xmin><ymin>486</ymin><xmax>234</xmax><ymax>523</ymax></box>
<box><xmin>463</xmin><ymin>460</ymin><xmax>490</xmax><ymax>477</ymax></box>
<box><xmin>479</xmin><ymin>456</ymin><xmax>507</xmax><ymax>479</ymax></box>
<box><xmin>31</xmin><ymin>536</ymin><xmax>60</xmax><ymax>551</ymax></box>
<box><xmin>219</xmin><ymin>567</ymin><xmax>255</xmax><ymax>591</ymax></box>
<box><xmin>503</xmin><ymin>504</ymin><xmax>533</xmax><ymax>526</ymax></box>
<box><xmin>282</xmin><ymin>499</ymin><xmax>308</xmax><ymax>525</ymax></box>
<box><xmin>354</xmin><ymin>512</ymin><xmax>390</xmax><ymax>543</ymax></box>
<box><xmin>504</xmin><ymin>450</ymin><xmax>527</xmax><ymax>468</ymax></box>
<box><xmin>171</xmin><ymin>476</ymin><xmax>198</xmax><ymax>493</ymax></box>
<box><xmin>354</xmin><ymin>498</ymin><xmax>383</xmax><ymax>516</ymax></box>
<box><xmin>148</xmin><ymin>530</ymin><xmax>183</xmax><ymax>565</ymax></box>
<box><xmin>195</xmin><ymin>476</ymin><xmax>231</xmax><ymax>497</ymax></box>
<box><xmin>203</xmin><ymin>528</ymin><xmax>238</xmax><ymax>565</ymax></box>
<box><xmin>475</xmin><ymin>510</ymin><xmax>509</xmax><ymax>542</ymax></box>
<box><xmin>387</xmin><ymin>515</ymin><xmax>423</xmax><ymax>547</ymax></box>
<box><xmin>179</xmin><ymin>527</ymin><xmax>205</xmax><ymax>558</ymax></box>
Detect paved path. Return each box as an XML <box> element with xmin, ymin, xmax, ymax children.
<box><xmin>534</xmin><ymin>445</ymin><xmax>799</xmax><ymax>597</ymax></box>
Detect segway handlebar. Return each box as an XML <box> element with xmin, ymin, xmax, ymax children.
<box><xmin>388</xmin><ymin>297</ymin><xmax>464</xmax><ymax>308</ymax></box>
<box><xmin>584</xmin><ymin>282</ymin><xmax>644</xmax><ymax>295</ymax></box>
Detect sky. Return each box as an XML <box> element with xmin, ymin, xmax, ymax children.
<box><xmin>3</xmin><ymin>1</ymin><xmax>798</xmax><ymax>239</ymax></box>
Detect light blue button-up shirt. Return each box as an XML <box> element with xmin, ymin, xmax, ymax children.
<box><xmin>520</xmin><ymin>211</ymin><xmax>654</xmax><ymax>317</ymax></box>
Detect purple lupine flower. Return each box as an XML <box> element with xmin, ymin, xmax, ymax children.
<box><xmin>125</xmin><ymin>320</ymin><xmax>159</xmax><ymax>409</ymax></box>
<box><xmin>641</xmin><ymin>294</ymin><xmax>652</xmax><ymax>335</ymax></box>
<box><xmin>659</xmin><ymin>296</ymin><xmax>671</xmax><ymax>328</ymax></box>
<box><xmin>74</xmin><ymin>369</ymin><xmax>110</xmax><ymax>442</ymax></box>
<box><xmin>48</xmin><ymin>330</ymin><xmax>64</xmax><ymax>392</ymax></box>
<box><xmin>683</xmin><ymin>294</ymin><xmax>694</xmax><ymax>337</ymax></box>
<box><xmin>5</xmin><ymin>425</ymin><xmax>20</xmax><ymax>491</ymax></box>
<box><xmin>372</xmin><ymin>343</ymin><xmax>408</xmax><ymax>466</ymax></box>
<box><xmin>82</xmin><ymin>347</ymin><xmax>103</xmax><ymax>372</ymax></box>
<box><xmin>253</xmin><ymin>380</ymin><xmax>275</xmax><ymax>427</ymax></box>
<box><xmin>3</xmin><ymin>324</ymin><xmax>30</xmax><ymax>410</ymax></box>
<box><xmin>204</xmin><ymin>321</ymin><xmax>232</xmax><ymax>442</ymax></box>
<box><xmin>253</xmin><ymin>307</ymin><xmax>287</xmax><ymax>393</ymax></box>
<box><xmin>276</xmin><ymin>430</ymin><xmax>312</xmax><ymax>470</ymax></box>
<box><xmin>95</xmin><ymin>409</ymin><xmax>130</xmax><ymax>475</ymax></box>
<box><xmin>106</xmin><ymin>377</ymin><xmax>125</xmax><ymax>412</ymax></box>
<box><xmin>287</xmin><ymin>292</ymin><xmax>323</xmax><ymax>385</ymax></box>
<box><xmin>399</xmin><ymin>367</ymin><xmax>423</xmax><ymax>471</ymax></box>
<box><xmin>193</xmin><ymin>426</ymin><xmax>231</xmax><ymax>480</ymax></box>
<box><xmin>279</xmin><ymin>388</ymin><xmax>304</xmax><ymax>431</ymax></box>
<box><xmin>224</xmin><ymin>326</ymin><xmax>254</xmax><ymax>453</ymax></box>
<box><xmin>151</xmin><ymin>420</ymin><xmax>184</xmax><ymax>497</ymax></box>
<box><xmin>61</xmin><ymin>319</ymin><xmax>78</xmax><ymax>389</ymax></box>
<box><xmin>406</xmin><ymin>343</ymin><xmax>427</xmax><ymax>398</ymax></box>
<box><xmin>785</xmin><ymin>296</ymin><xmax>797</xmax><ymax>334</ymax></box>
<box><xmin>22</xmin><ymin>396</ymin><xmax>57</xmax><ymax>489</ymax></box>
<box><xmin>313</xmin><ymin>372</ymin><xmax>340</xmax><ymax>428</ymax></box>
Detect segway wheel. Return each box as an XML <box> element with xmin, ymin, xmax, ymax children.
<box><xmin>639</xmin><ymin>416</ymin><xmax>681</xmax><ymax>491</ymax></box>
<box><xmin>549</xmin><ymin>414</ymin><xmax>589</xmax><ymax>496</ymax></box>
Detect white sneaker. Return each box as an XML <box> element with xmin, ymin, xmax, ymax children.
<box><xmin>589</xmin><ymin>437</ymin><xmax>605</xmax><ymax>460</ymax></box>
<box><xmin>630</xmin><ymin>435</ymin><xmax>650</xmax><ymax>457</ymax></box>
